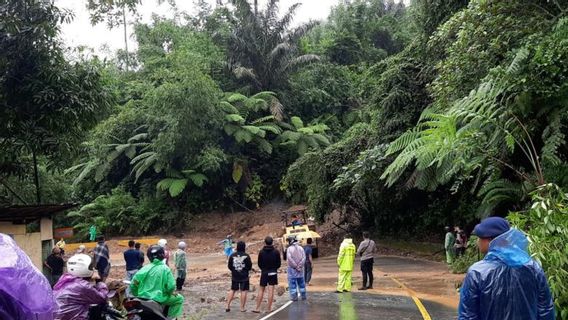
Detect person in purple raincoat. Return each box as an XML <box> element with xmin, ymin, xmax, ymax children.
<box><xmin>54</xmin><ymin>254</ymin><xmax>109</xmax><ymax>320</ymax></box>
<box><xmin>0</xmin><ymin>232</ymin><xmax>56</xmax><ymax>320</ymax></box>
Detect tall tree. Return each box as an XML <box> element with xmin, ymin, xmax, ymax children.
<box><xmin>0</xmin><ymin>0</ymin><xmax>112</xmax><ymax>203</ymax></box>
<box><xmin>226</xmin><ymin>0</ymin><xmax>320</xmax><ymax>93</ymax></box>
<box><xmin>87</xmin><ymin>0</ymin><xmax>142</xmax><ymax>70</ymax></box>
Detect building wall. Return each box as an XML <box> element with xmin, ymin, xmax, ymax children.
<box><xmin>40</xmin><ymin>218</ymin><xmax>53</xmax><ymax>241</ymax></box>
<box><xmin>0</xmin><ymin>222</ymin><xmax>26</xmax><ymax>235</ymax></box>
<box><xmin>0</xmin><ymin>221</ymin><xmax>51</xmax><ymax>270</ymax></box>
<box><xmin>13</xmin><ymin>233</ymin><xmax>43</xmax><ymax>270</ymax></box>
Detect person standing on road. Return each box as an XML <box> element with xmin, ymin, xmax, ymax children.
<box><xmin>157</xmin><ymin>239</ymin><xmax>170</xmax><ymax>266</ymax></box>
<box><xmin>174</xmin><ymin>241</ymin><xmax>187</xmax><ymax>291</ymax></box>
<box><xmin>93</xmin><ymin>235</ymin><xmax>110</xmax><ymax>282</ymax></box>
<box><xmin>89</xmin><ymin>225</ymin><xmax>97</xmax><ymax>242</ymax></box>
<box><xmin>254</xmin><ymin>236</ymin><xmax>282</xmax><ymax>314</ymax></box>
<box><xmin>303</xmin><ymin>238</ymin><xmax>314</xmax><ymax>286</ymax></box>
<box><xmin>76</xmin><ymin>245</ymin><xmax>86</xmax><ymax>254</ymax></box>
<box><xmin>458</xmin><ymin>217</ymin><xmax>555</xmax><ymax>320</ymax></box>
<box><xmin>44</xmin><ymin>247</ymin><xmax>65</xmax><ymax>287</ymax></box>
<box><xmin>124</xmin><ymin>240</ymin><xmax>140</xmax><ymax>281</ymax></box>
<box><xmin>226</xmin><ymin>241</ymin><xmax>252</xmax><ymax>313</ymax></box>
<box><xmin>135</xmin><ymin>242</ymin><xmax>144</xmax><ymax>269</ymax></box>
<box><xmin>444</xmin><ymin>226</ymin><xmax>455</xmax><ymax>264</ymax></box>
<box><xmin>218</xmin><ymin>235</ymin><xmax>234</xmax><ymax>260</ymax></box>
<box><xmin>357</xmin><ymin>231</ymin><xmax>376</xmax><ymax>290</ymax></box>
<box><xmin>286</xmin><ymin>235</ymin><xmax>307</xmax><ymax>301</ymax></box>
<box><xmin>454</xmin><ymin>226</ymin><xmax>467</xmax><ymax>257</ymax></box>
<box><xmin>56</xmin><ymin>238</ymin><xmax>66</xmax><ymax>256</ymax></box>
<box><xmin>336</xmin><ymin>234</ymin><xmax>356</xmax><ymax>293</ymax></box>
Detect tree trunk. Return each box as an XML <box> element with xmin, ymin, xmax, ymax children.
<box><xmin>122</xmin><ymin>5</ymin><xmax>129</xmax><ymax>71</ymax></box>
<box><xmin>32</xmin><ymin>149</ymin><xmax>41</xmax><ymax>204</ymax></box>
<box><xmin>254</xmin><ymin>0</ymin><xmax>258</xmax><ymax>16</ymax></box>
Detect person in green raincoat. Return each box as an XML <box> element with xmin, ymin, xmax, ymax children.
<box><xmin>444</xmin><ymin>226</ymin><xmax>455</xmax><ymax>264</ymax></box>
<box><xmin>131</xmin><ymin>245</ymin><xmax>184</xmax><ymax>318</ymax></box>
<box><xmin>89</xmin><ymin>225</ymin><xmax>97</xmax><ymax>242</ymax></box>
<box><xmin>336</xmin><ymin>234</ymin><xmax>356</xmax><ymax>293</ymax></box>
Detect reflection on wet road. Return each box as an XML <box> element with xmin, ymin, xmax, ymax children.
<box><xmin>268</xmin><ymin>292</ymin><xmax>456</xmax><ymax>320</ymax></box>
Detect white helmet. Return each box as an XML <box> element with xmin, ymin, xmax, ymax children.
<box><xmin>67</xmin><ymin>254</ymin><xmax>93</xmax><ymax>278</ymax></box>
<box><xmin>178</xmin><ymin>241</ymin><xmax>187</xmax><ymax>249</ymax></box>
<box><xmin>158</xmin><ymin>239</ymin><xmax>168</xmax><ymax>248</ymax></box>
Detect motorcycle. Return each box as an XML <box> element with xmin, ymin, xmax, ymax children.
<box><xmin>88</xmin><ymin>302</ymin><xmax>125</xmax><ymax>320</ymax></box>
<box><xmin>123</xmin><ymin>298</ymin><xmax>168</xmax><ymax>320</ymax></box>
<box><xmin>121</xmin><ymin>280</ymin><xmax>168</xmax><ymax>320</ymax></box>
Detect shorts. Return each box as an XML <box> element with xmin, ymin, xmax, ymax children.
<box><xmin>260</xmin><ymin>273</ymin><xmax>278</xmax><ymax>287</ymax></box>
<box><xmin>231</xmin><ymin>280</ymin><xmax>250</xmax><ymax>291</ymax></box>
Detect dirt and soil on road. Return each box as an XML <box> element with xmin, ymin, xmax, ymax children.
<box><xmin>97</xmin><ymin>203</ymin><xmax>463</xmax><ymax>319</ymax></box>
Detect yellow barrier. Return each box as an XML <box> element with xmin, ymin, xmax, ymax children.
<box><xmin>65</xmin><ymin>238</ymin><xmax>160</xmax><ymax>252</ymax></box>
<box><xmin>116</xmin><ymin>238</ymin><xmax>160</xmax><ymax>247</ymax></box>
<box><xmin>65</xmin><ymin>242</ymin><xmax>97</xmax><ymax>251</ymax></box>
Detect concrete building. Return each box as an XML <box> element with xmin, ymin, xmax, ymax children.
<box><xmin>0</xmin><ymin>204</ymin><xmax>76</xmax><ymax>271</ymax></box>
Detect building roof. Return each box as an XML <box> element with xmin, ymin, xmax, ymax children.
<box><xmin>0</xmin><ymin>204</ymin><xmax>78</xmax><ymax>222</ymax></box>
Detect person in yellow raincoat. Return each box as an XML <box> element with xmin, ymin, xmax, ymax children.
<box><xmin>131</xmin><ymin>245</ymin><xmax>184</xmax><ymax>318</ymax></box>
<box><xmin>336</xmin><ymin>234</ymin><xmax>356</xmax><ymax>293</ymax></box>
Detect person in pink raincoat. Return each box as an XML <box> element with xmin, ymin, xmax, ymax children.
<box><xmin>53</xmin><ymin>254</ymin><xmax>109</xmax><ymax>320</ymax></box>
<box><xmin>0</xmin><ymin>233</ymin><xmax>56</xmax><ymax>320</ymax></box>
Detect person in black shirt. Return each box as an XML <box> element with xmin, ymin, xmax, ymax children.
<box><xmin>135</xmin><ymin>242</ymin><xmax>144</xmax><ymax>269</ymax></box>
<box><xmin>44</xmin><ymin>247</ymin><xmax>64</xmax><ymax>287</ymax></box>
<box><xmin>225</xmin><ymin>241</ymin><xmax>252</xmax><ymax>313</ymax></box>
<box><xmin>124</xmin><ymin>240</ymin><xmax>140</xmax><ymax>280</ymax></box>
<box><xmin>253</xmin><ymin>236</ymin><xmax>281</xmax><ymax>314</ymax></box>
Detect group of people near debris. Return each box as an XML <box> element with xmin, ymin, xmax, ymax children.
<box><xmin>0</xmin><ymin>215</ymin><xmax>558</xmax><ymax>320</ymax></box>
<box><xmin>41</xmin><ymin>235</ymin><xmax>185</xmax><ymax>319</ymax></box>
<box><xmin>444</xmin><ymin>225</ymin><xmax>468</xmax><ymax>264</ymax></box>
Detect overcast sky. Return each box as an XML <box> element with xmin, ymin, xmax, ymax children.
<box><xmin>55</xmin><ymin>0</ymin><xmax>340</xmax><ymax>56</ymax></box>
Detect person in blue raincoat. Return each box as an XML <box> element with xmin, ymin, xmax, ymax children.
<box><xmin>458</xmin><ymin>217</ymin><xmax>555</xmax><ymax>320</ymax></box>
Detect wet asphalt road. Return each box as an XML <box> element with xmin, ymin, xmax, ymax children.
<box><xmin>268</xmin><ymin>292</ymin><xmax>457</xmax><ymax>320</ymax></box>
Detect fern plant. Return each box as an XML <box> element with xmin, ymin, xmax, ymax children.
<box><xmin>156</xmin><ymin>169</ymin><xmax>207</xmax><ymax>198</ymax></box>
<box><xmin>380</xmin><ymin>48</ymin><xmax>547</xmax><ymax>214</ymax></box>
<box><xmin>221</xmin><ymin>91</ymin><xmax>283</xmax><ymax>154</ymax></box>
<box><xmin>279</xmin><ymin>116</ymin><xmax>331</xmax><ymax>155</ymax></box>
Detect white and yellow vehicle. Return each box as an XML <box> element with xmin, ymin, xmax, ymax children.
<box><xmin>280</xmin><ymin>206</ymin><xmax>321</xmax><ymax>259</ymax></box>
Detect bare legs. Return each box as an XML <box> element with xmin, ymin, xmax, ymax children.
<box><xmin>254</xmin><ymin>285</ymin><xmax>275</xmax><ymax>313</ymax></box>
<box><xmin>226</xmin><ymin>290</ymin><xmax>248</xmax><ymax>312</ymax></box>
<box><xmin>240</xmin><ymin>290</ymin><xmax>247</xmax><ymax>311</ymax></box>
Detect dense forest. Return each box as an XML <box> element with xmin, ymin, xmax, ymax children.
<box><xmin>1</xmin><ymin>0</ymin><xmax>568</xmax><ymax>315</ymax></box>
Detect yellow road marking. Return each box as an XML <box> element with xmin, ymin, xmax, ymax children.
<box><xmin>389</xmin><ymin>276</ymin><xmax>432</xmax><ymax>320</ymax></box>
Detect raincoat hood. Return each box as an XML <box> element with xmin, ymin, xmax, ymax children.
<box><xmin>340</xmin><ymin>238</ymin><xmax>353</xmax><ymax>247</ymax></box>
<box><xmin>458</xmin><ymin>228</ymin><xmax>555</xmax><ymax>320</ymax></box>
<box><xmin>486</xmin><ymin>228</ymin><xmax>531</xmax><ymax>267</ymax></box>
<box><xmin>0</xmin><ymin>233</ymin><xmax>55</xmax><ymax>320</ymax></box>
<box><xmin>262</xmin><ymin>245</ymin><xmax>275</xmax><ymax>251</ymax></box>
<box><xmin>337</xmin><ymin>239</ymin><xmax>356</xmax><ymax>271</ymax></box>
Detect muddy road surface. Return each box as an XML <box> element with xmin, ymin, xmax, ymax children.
<box><xmin>191</xmin><ymin>254</ymin><xmax>460</xmax><ymax>320</ymax></box>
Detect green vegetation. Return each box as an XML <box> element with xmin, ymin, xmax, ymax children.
<box><xmin>1</xmin><ymin>0</ymin><xmax>568</xmax><ymax>316</ymax></box>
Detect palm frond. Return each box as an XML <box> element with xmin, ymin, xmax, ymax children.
<box><xmin>284</xmin><ymin>54</ymin><xmax>320</xmax><ymax>73</ymax></box>
<box><xmin>276</xmin><ymin>3</ymin><xmax>301</xmax><ymax>34</ymax></box>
